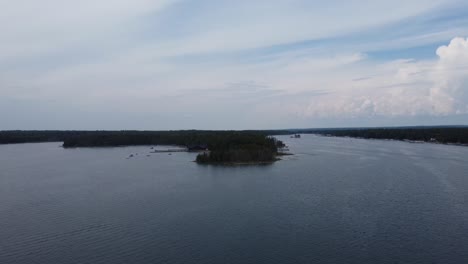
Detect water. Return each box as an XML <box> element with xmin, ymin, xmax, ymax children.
<box><xmin>1</xmin><ymin>135</ymin><xmax>468</xmax><ymax>264</ymax></box>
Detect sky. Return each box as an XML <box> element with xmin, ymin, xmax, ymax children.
<box><xmin>1</xmin><ymin>0</ymin><xmax>468</xmax><ymax>130</ymax></box>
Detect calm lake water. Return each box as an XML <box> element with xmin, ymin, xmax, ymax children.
<box><xmin>1</xmin><ymin>135</ymin><xmax>468</xmax><ymax>264</ymax></box>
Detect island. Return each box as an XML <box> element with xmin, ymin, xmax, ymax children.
<box><xmin>195</xmin><ymin>134</ymin><xmax>285</xmax><ymax>165</ymax></box>
<box><xmin>59</xmin><ymin>130</ymin><xmax>286</xmax><ymax>164</ymax></box>
<box><xmin>0</xmin><ymin>130</ymin><xmax>290</xmax><ymax>165</ymax></box>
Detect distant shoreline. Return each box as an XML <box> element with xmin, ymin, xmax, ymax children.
<box><xmin>313</xmin><ymin>134</ymin><xmax>468</xmax><ymax>147</ymax></box>
<box><xmin>1</xmin><ymin>126</ymin><xmax>466</xmax><ymax>148</ymax></box>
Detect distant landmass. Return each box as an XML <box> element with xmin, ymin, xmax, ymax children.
<box><xmin>276</xmin><ymin>126</ymin><xmax>468</xmax><ymax>146</ymax></box>
<box><xmin>0</xmin><ymin>126</ymin><xmax>467</xmax><ymax>164</ymax></box>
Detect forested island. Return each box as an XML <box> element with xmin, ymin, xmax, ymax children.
<box><xmin>195</xmin><ymin>134</ymin><xmax>285</xmax><ymax>164</ymax></box>
<box><xmin>0</xmin><ymin>130</ymin><xmax>286</xmax><ymax>164</ymax></box>
<box><xmin>63</xmin><ymin>131</ymin><xmax>286</xmax><ymax>164</ymax></box>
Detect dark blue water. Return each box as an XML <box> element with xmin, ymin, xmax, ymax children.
<box><xmin>1</xmin><ymin>135</ymin><xmax>468</xmax><ymax>264</ymax></box>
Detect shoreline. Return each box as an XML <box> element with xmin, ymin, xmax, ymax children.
<box><xmin>194</xmin><ymin>161</ymin><xmax>277</xmax><ymax>166</ymax></box>
<box><xmin>194</xmin><ymin>157</ymin><xmax>284</xmax><ymax>166</ymax></box>
<box><xmin>315</xmin><ymin>134</ymin><xmax>468</xmax><ymax>147</ymax></box>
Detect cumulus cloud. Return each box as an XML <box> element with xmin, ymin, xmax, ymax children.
<box><xmin>303</xmin><ymin>37</ymin><xmax>468</xmax><ymax>118</ymax></box>
<box><xmin>432</xmin><ymin>37</ymin><xmax>468</xmax><ymax>114</ymax></box>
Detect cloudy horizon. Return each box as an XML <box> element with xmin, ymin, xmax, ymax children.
<box><xmin>1</xmin><ymin>0</ymin><xmax>468</xmax><ymax>130</ymax></box>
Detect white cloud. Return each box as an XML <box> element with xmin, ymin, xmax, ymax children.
<box><xmin>0</xmin><ymin>0</ymin><xmax>178</xmax><ymax>59</ymax></box>
<box><xmin>3</xmin><ymin>38</ymin><xmax>468</xmax><ymax>124</ymax></box>
<box><xmin>134</xmin><ymin>0</ymin><xmax>453</xmax><ymax>57</ymax></box>
<box><xmin>0</xmin><ymin>0</ymin><xmax>457</xmax><ymax>60</ymax></box>
<box><xmin>302</xmin><ymin>37</ymin><xmax>468</xmax><ymax>118</ymax></box>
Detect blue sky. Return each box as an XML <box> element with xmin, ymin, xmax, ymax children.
<box><xmin>1</xmin><ymin>0</ymin><xmax>468</xmax><ymax>129</ymax></box>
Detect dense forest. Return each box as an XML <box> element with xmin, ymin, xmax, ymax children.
<box><xmin>0</xmin><ymin>130</ymin><xmax>84</xmax><ymax>144</ymax></box>
<box><xmin>305</xmin><ymin>127</ymin><xmax>468</xmax><ymax>145</ymax></box>
<box><xmin>0</xmin><ymin>130</ymin><xmax>274</xmax><ymax>147</ymax></box>
<box><xmin>195</xmin><ymin>135</ymin><xmax>284</xmax><ymax>164</ymax></box>
<box><xmin>1</xmin><ymin>127</ymin><xmax>468</xmax><ymax>146</ymax></box>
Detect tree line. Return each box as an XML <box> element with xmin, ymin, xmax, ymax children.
<box><xmin>307</xmin><ymin>127</ymin><xmax>468</xmax><ymax>144</ymax></box>
<box><xmin>1</xmin><ymin>126</ymin><xmax>467</xmax><ymax>149</ymax></box>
